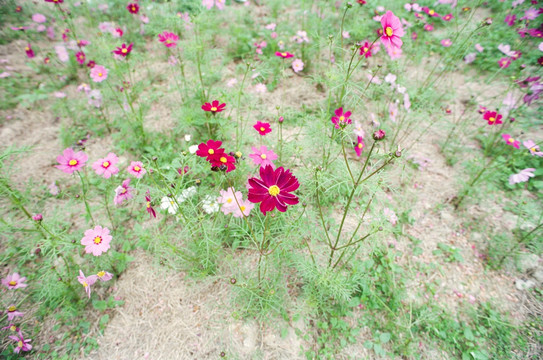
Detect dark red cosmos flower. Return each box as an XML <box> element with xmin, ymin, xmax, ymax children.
<box><xmin>483</xmin><ymin>111</ymin><xmax>502</xmax><ymax>125</ymax></box>
<box><xmin>145</xmin><ymin>190</ymin><xmax>156</xmax><ymax>218</ymax></box>
<box><xmin>113</xmin><ymin>43</ymin><xmax>133</xmax><ymax>57</ymax></box>
<box><xmin>248</xmin><ymin>165</ymin><xmax>299</xmax><ymax>215</ymax></box>
<box><xmin>357</xmin><ymin>0</ymin><xmax>366</xmax><ymax>4</ymax></box>
<box><xmin>196</xmin><ymin>139</ymin><xmax>224</xmax><ymax>160</ymax></box>
<box><xmin>15</xmin><ymin>6</ymin><xmax>22</xmax><ymax>11</ymax></box>
<box><xmin>76</xmin><ymin>51</ymin><xmax>85</xmax><ymax>65</ymax></box>
<box><xmin>538</xmin><ymin>56</ymin><xmax>543</xmax><ymax>66</ymax></box>
<box><xmin>87</xmin><ymin>60</ymin><xmax>96</xmax><ymax>68</ymax></box>
<box><xmin>25</xmin><ymin>44</ymin><xmax>35</xmax><ymax>58</ymax></box>
<box><xmin>201</xmin><ymin>100</ymin><xmax>226</xmax><ymax>114</ymax></box>
<box><xmin>373</xmin><ymin>129</ymin><xmax>386</xmax><ymax>140</ymax></box>
<box><xmin>44</xmin><ymin>57</ymin><xmax>50</xmax><ymax>64</ymax></box>
<box><xmin>127</xmin><ymin>3</ymin><xmax>139</xmax><ymax>14</ymax></box>
<box><xmin>254</xmin><ymin>121</ymin><xmax>272</xmax><ymax>136</ymax></box>
<box><xmin>359</xmin><ymin>41</ymin><xmax>375</xmax><ymax>58</ymax></box>
<box><xmin>210</xmin><ymin>153</ymin><xmax>236</xmax><ymax>172</ymax></box>
<box><xmin>275</xmin><ymin>51</ymin><xmax>294</xmax><ymax>59</ymax></box>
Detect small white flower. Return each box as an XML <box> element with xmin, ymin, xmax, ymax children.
<box><xmin>178</xmin><ymin>186</ymin><xmax>197</xmax><ymax>202</ymax></box>
<box><xmin>189</xmin><ymin>145</ymin><xmax>198</xmax><ymax>154</ymax></box>
<box><xmin>161</xmin><ymin>196</ymin><xmax>179</xmax><ymax>214</ymax></box>
<box><xmin>184</xmin><ymin>134</ymin><xmax>191</xmax><ymax>141</ymax></box>
<box><xmin>202</xmin><ymin>195</ymin><xmax>219</xmax><ymax>214</ymax></box>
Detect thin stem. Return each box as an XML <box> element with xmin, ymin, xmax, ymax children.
<box><xmin>76</xmin><ymin>171</ymin><xmax>95</xmax><ymax>225</ymax></box>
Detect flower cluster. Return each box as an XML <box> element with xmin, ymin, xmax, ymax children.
<box><xmin>196</xmin><ymin>139</ymin><xmax>237</xmax><ymax>172</ymax></box>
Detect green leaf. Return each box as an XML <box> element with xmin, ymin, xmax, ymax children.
<box><xmin>379</xmin><ymin>332</ymin><xmax>391</xmax><ymax>344</ymax></box>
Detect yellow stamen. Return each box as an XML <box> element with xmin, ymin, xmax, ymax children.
<box><xmin>211</xmin><ymin>107</ymin><xmax>218</xmax><ymax>111</ymax></box>
<box><xmin>489</xmin><ymin>117</ymin><xmax>495</xmax><ymax>122</ymax></box>
<box><xmin>220</xmin><ymin>157</ymin><xmax>227</xmax><ymax>163</ymax></box>
<box><xmin>8</xmin><ymin>306</ymin><xmax>16</xmax><ymax>312</ymax></box>
<box><xmin>208</xmin><ymin>149</ymin><xmax>215</xmax><ymax>155</ymax></box>
<box><xmin>122</xmin><ymin>48</ymin><xmax>127</xmax><ymax>54</ymax></box>
<box><xmin>9</xmin><ymin>325</ymin><xmax>16</xmax><ymax>331</ymax></box>
<box><xmin>358</xmin><ymin>143</ymin><xmax>363</xmax><ymax>149</ymax></box>
<box><xmin>18</xmin><ymin>341</ymin><xmax>23</xmax><ymax>348</ymax></box>
<box><xmin>508</xmin><ymin>138</ymin><xmax>515</xmax><ymax>143</ymax></box>
<box><xmin>93</xmin><ymin>236</ymin><xmax>102</xmax><ymax>244</ymax></box>
<box><xmin>531</xmin><ymin>147</ymin><xmax>536</xmax><ymax>152</ymax></box>
<box><xmin>268</xmin><ymin>185</ymin><xmax>280</xmax><ymax>196</ymax></box>
<box><xmin>134</xmin><ymin>165</ymin><xmax>141</xmax><ymax>172</ymax></box>
<box><xmin>227</xmin><ymin>198</ymin><xmax>233</xmax><ymax>203</ymax></box>
<box><xmin>102</xmin><ymin>161</ymin><xmax>110</xmax><ymax>168</ymax></box>
<box><xmin>98</xmin><ymin>72</ymin><xmax>103</xmax><ymax>77</ymax></box>
<box><xmin>281</xmin><ymin>52</ymin><xmax>287</xmax><ymax>56</ymax></box>
<box><xmin>429</xmin><ymin>10</ymin><xmax>435</xmax><ymax>15</ymax></box>
<box><xmin>25</xmin><ymin>47</ymin><xmax>30</xmax><ymax>51</ymax></box>
<box><xmin>260</xmin><ymin>127</ymin><xmax>265</xmax><ymax>132</ymax></box>
<box><xmin>97</xmin><ymin>271</ymin><xmax>106</xmax><ymax>277</ymax></box>
<box><xmin>146</xmin><ymin>201</ymin><xmax>151</xmax><ymax>208</ymax></box>
<box><xmin>69</xmin><ymin>159</ymin><xmax>78</xmax><ymax>166</ymax></box>
<box><xmin>8</xmin><ymin>281</ymin><xmax>16</xmax><ymax>286</ymax></box>
<box><xmin>240</xmin><ymin>206</ymin><xmax>246</xmax><ymax>211</ymax></box>
<box><xmin>385</xmin><ymin>26</ymin><xmax>393</xmax><ymax>37</ymax></box>
<box><xmin>339</xmin><ymin>116</ymin><xmax>345</xmax><ymax>121</ymax></box>
<box><xmin>261</xmin><ymin>154</ymin><xmax>267</xmax><ymax>160</ymax></box>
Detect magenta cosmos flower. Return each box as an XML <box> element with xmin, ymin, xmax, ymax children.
<box><xmin>158</xmin><ymin>31</ymin><xmax>179</xmax><ymax>48</ymax></box>
<box><xmin>9</xmin><ymin>334</ymin><xmax>32</xmax><ymax>354</ymax></box>
<box><xmin>77</xmin><ymin>270</ymin><xmax>98</xmax><ymax>298</ymax></box>
<box><xmin>441</xmin><ymin>39</ymin><xmax>452</xmax><ymax>47</ymax></box>
<box><xmin>380</xmin><ymin>11</ymin><xmax>404</xmax><ymax>53</ymax></box>
<box><xmin>56</xmin><ymin>148</ymin><xmax>87</xmax><ymax>174</ymax></box>
<box><xmin>92</xmin><ymin>152</ymin><xmax>119</xmax><ymax>178</ymax></box>
<box><xmin>90</xmin><ymin>65</ymin><xmax>108</xmax><ymax>82</ymax></box>
<box><xmin>359</xmin><ymin>40</ymin><xmax>378</xmax><ymax>58</ymax></box>
<box><xmin>275</xmin><ymin>51</ymin><xmax>294</xmax><ymax>59</ymax></box>
<box><xmin>354</xmin><ymin>136</ymin><xmax>365</xmax><ymax>157</ymax></box>
<box><xmin>81</xmin><ymin>225</ymin><xmax>112</xmax><ymax>256</ymax></box>
<box><xmin>127</xmin><ymin>161</ymin><xmax>146</xmax><ymax>178</ymax></box>
<box><xmin>498</xmin><ymin>57</ymin><xmax>511</xmax><ymax>68</ymax></box>
<box><xmin>127</xmin><ymin>3</ymin><xmax>139</xmax><ymax>14</ymax></box>
<box><xmin>249</xmin><ymin>145</ymin><xmax>278</xmax><ymax>168</ymax></box>
<box><xmin>5</xmin><ymin>305</ymin><xmax>24</xmax><ymax>321</ymax></box>
<box><xmin>248</xmin><ymin>165</ymin><xmax>300</xmax><ymax>215</ymax></box>
<box><xmin>145</xmin><ymin>190</ymin><xmax>157</xmax><ymax>218</ymax></box>
<box><xmin>483</xmin><ymin>111</ymin><xmax>502</xmax><ymax>125</ymax></box>
<box><xmin>196</xmin><ymin>139</ymin><xmax>224</xmax><ymax>160</ymax></box>
<box><xmin>254</xmin><ymin>121</ymin><xmax>272</xmax><ymax>136</ymax></box>
<box><xmin>331</xmin><ymin>107</ymin><xmax>352</xmax><ymax>129</ymax></box>
<box><xmin>502</xmin><ymin>134</ymin><xmax>520</xmax><ymax>149</ymax></box>
<box><xmin>113</xmin><ymin>43</ymin><xmax>133</xmax><ymax>57</ymax></box>
<box><xmin>75</xmin><ymin>51</ymin><xmax>85</xmax><ymax>65</ymax></box>
<box><xmin>202</xmin><ymin>100</ymin><xmax>226</xmax><ymax>114</ymax></box>
<box><xmin>45</xmin><ymin>0</ymin><xmax>63</xmax><ymax>3</ymax></box>
<box><xmin>25</xmin><ymin>44</ymin><xmax>35</xmax><ymax>58</ymax></box>
<box><xmin>114</xmin><ymin>178</ymin><xmax>134</xmax><ymax>205</ymax></box>
<box><xmin>2</xmin><ymin>273</ymin><xmax>28</xmax><ymax>290</ymax></box>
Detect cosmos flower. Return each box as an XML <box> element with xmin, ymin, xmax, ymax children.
<box><xmin>354</xmin><ymin>136</ymin><xmax>365</xmax><ymax>157</ymax></box>
<box><xmin>2</xmin><ymin>273</ymin><xmax>28</xmax><ymax>290</ymax></box>
<box><xmin>359</xmin><ymin>40</ymin><xmax>379</xmax><ymax>58</ymax></box>
<box><xmin>523</xmin><ymin>140</ymin><xmax>543</xmax><ymax>156</ymax></box>
<box><xmin>505</xmin><ymin>14</ymin><xmax>516</xmax><ymax>26</ymax></box>
<box><xmin>113</xmin><ymin>43</ymin><xmax>133</xmax><ymax>57</ymax></box>
<box><xmin>483</xmin><ymin>111</ymin><xmax>502</xmax><ymax>125</ymax></box>
<box><xmin>380</xmin><ymin>10</ymin><xmax>404</xmax><ymax>54</ymax></box>
<box><xmin>248</xmin><ymin>165</ymin><xmax>300</xmax><ymax>215</ymax></box>
<box><xmin>145</xmin><ymin>191</ymin><xmax>157</xmax><ymax>218</ymax></box>
<box><xmin>209</xmin><ymin>153</ymin><xmax>236</xmax><ymax>172</ymax></box>
<box><xmin>5</xmin><ymin>305</ymin><xmax>24</xmax><ymax>321</ymax></box>
<box><xmin>442</xmin><ymin>13</ymin><xmax>454</xmax><ymax>21</ymax></box>
<box><xmin>56</xmin><ymin>148</ymin><xmax>87</xmax><ymax>174</ymax></box>
<box><xmin>275</xmin><ymin>51</ymin><xmax>294</xmax><ymax>59</ymax></box>
<box><xmin>96</xmin><ymin>270</ymin><xmax>113</xmax><ymax>282</ymax></box>
<box><xmin>92</xmin><ymin>153</ymin><xmax>119</xmax><ymax>179</ymax></box>
<box><xmin>201</xmin><ymin>195</ymin><xmax>219</xmax><ymax>214</ymax></box>
<box><xmin>81</xmin><ymin>226</ymin><xmax>112</xmax><ymax>256</ymax></box>
<box><xmin>90</xmin><ymin>65</ymin><xmax>108</xmax><ymax>82</ymax></box>
<box><xmin>114</xmin><ymin>178</ymin><xmax>134</xmax><ymax>205</ymax></box>
<box><xmin>196</xmin><ymin>139</ymin><xmax>224</xmax><ymax>161</ymax></box>
<box><xmin>254</xmin><ymin>121</ymin><xmax>272</xmax><ymax>136</ymax></box>
<box><xmin>202</xmin><ymin>100</ymin><xmax>226</xmax><ymax>114</ymax></box>
<box><xmin>25</xmin><ymin>44</ymin><xmax>35</xmax><ymax>58</ymax></box>
<box><xmin>441</xmin><ymin>39</ymin><xmax>452</xmax><ymax>47</ymax></box>
<box><xmin>232</xmin><ymin>198</ymin><xmax>254</xmax><ymax>218</ymax></box>
<box><xmin>498</xmin><ymin>57</ymin><xmax>511</xmax><ymax>68</ymax></box>
<box><xmin>127</xmin><ymin>161</ymin><xmax>146</xmax><ymax>178</ymax></box>
<box><xmin>9</xmin><ymin>333</ymin><xmax>32</xmax><ymax>354</ymax></box>
<box><xmin>331</xmin><ymin>107</ymin><xmax>352</xmax><ymax>129</ymax></box>
<box><xmin>127</xmin><ymin>3</ymin><xmax>139</xmax><ymax>14</ymax></box>
<box><xmin>158</xmin><ymin>31</ymin><xmax>179</xmax><ymax>48</ymax></box>
<box><xmin>509</xmin><ymin>168</ymin><xmax>535</xmax><ymax>185</ymax></box>
<box><xmin>292</xmin><ymin>59</ymin><xmax>304</xmax><ymax>73</ymax></box>
<box><xmin>77</xmin><ymin>270</ymin><xmax>98</xmax><ymax>298</ymax></box>
<box><xmin>217</xmin><ymin>187</ymin><xmax>243</xmax><ymax>215</ymax></box>
<box><xmin>249</xmin><ymin>146</ymin><xmax>278</xmax><ymax>169</ymax></box>
<box><xmin>502</xmin><ymin>134</ymin><xmax>520</xmax><ymax>149</ymax></box>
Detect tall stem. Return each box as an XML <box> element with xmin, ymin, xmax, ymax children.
<box><xmin>77</xmin><ymin>170</ymin><xmax>95</xmax><ymax>225</ymax></box>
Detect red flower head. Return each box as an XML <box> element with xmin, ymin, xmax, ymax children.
<box><xmin>76</xmin><ymin>51</ymin><xmax>85</xmax><ymax>65</ymax></box>
<box><xmin>45</xmin><ymin>0</ymin><xmax>63</xmax><ymax>3</ymax></box>
<box><xmin>538</xmin><ymin>56</ymin><xmax>543</xmax><ymax>66</ymax></box>
<box><xmin>25</xmin><ymin>44</ymin><xmax>35</xmax><ymax>58</ymax></box>
<box><xmin>498</xmin><ymin>57</ymin><xmax>511</xmax><ymax>68</ymax></box>
<box><xmin>44</xmin><ymin>57</ymin><xmax>50</xmax><ymax>64</ymax></box>
<box><xmin>373</xmin><ymin>129</ymin><xmax>386</xmax><ymax>140</ymax></box>
<box><xmin>275</xmin><ymin>51</ymin><xmax>294</xmax><ymax>59</ymax></box>
<box><xmin>113</xmin><ymin>43</ymin><xmax>133</xmax><ymax>57</ymax></box>
<box><xmin>359</xmin><ymin>41</ymin><xmax>376</xmax><ymax>58</ymax></box>
<box><xmin>380</xmin><ymin>11</ymin><xmax>404</xmax><ymax>54</ymax></box>
<box><xmin>145</xmin><ymin>191</ymin><xmax>156</xmax><ymax>218</ymax></box>
<box><xmin>196</xmin><ymin>139</ymin><xmax>224</xmax><ymax>160</ymax></box>
<box><xmin>16</xmin><ymin>6</ymin><xmax>22</xmax><ymax>11</ymax></box>
<box><xmin>483</xmin><ymin>111</ymin><xmax>503</xmax><ymax>125</ymax></box>
<box><xmin>331</xmin><ymin>107</ymin><xmax>352</xmax><ymax>129</ymax></box>
<box><xmin>254</xmin><ymin>121</ymin><xmax>272</xmax><ymax>136</ymax></box>
<box><xmin>127</xmin><ymin>3</ymin><xmax>139</xmax><ymax>14</ymax></box>
<box><xmin>210</xmin><ymin>153</ymin><xmax>236</xmax><ymax>172</ymax></box>
<box><xmin>87</xmin><ymin>60</ymin><xmax>96</xmax><ymax>68</ymax></box>
<box><xmin>202</xmin><ymin>100</ymin><xmax>226</xmax><ymax>114</ymax></box>
<box><xmin>248</xmin><ymin>165</ymin><xmax>299</xmax><ymax>215</ymax></box>
<box><xmin>357</xmin><ymin>0</ymin><xmax>367</xmax><ymax>4</ymax></box>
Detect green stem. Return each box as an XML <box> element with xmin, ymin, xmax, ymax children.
<box><xmin>76</xmin><ymin>171</ymin><xmax>95</xmax><ymax>225</ymax></box>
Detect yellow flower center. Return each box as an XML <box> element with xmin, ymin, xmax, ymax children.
<box><xmin>489</xmin><ymin>117</ymin><xmax>495</xmax><ymax>122</ymax></box>
<box><xmin>8</xmin><ymin>306</ymin><xmax>16</xmax><ymax>312</ymax></box>
<box><xmin>93</xmin><ymin>236</ymin><xmax>102</xmax><ymax>244</ymax></box>
<box><xmin>260</xmin><ymin>127</ymin><xmax>265</xmax><ymax>132</ymax></box>
<box><xmin>339</xmin><ymin>116</ymin><xmax>345</xmax><ymax>121</ymax></box>
<box><xmin>132</xmin><ymin>6</ymin><xmax>136</xmax><ymax>11</ymax></box>
<box><xmin>281</xmin><ymin>52</ymin><xmax>287</xmax><ymax>56</ymax></box>
<box><xmin>531</xmin><ymin>147</ymin><xmax>536</xmax><ymax>152</ymax></box>
<box><xmin>18</xmin><ymin>341</ymin><xmax>23</xmax><ymax>348</ymax></box>
<box><xmin>235</xmin><ymin>151</ymin><xmax>242</xmax><ymax>158</ymax></box>
<box><xmin>170</xmin><ymin>200</ymin><xmax>175</xmax><ymax>205</ymax></box>
<box><xmin>227</xmin><ymin>198</ymin><xmax>232</xmax><ymax>203</ymax></box>
<box><xmin>25</xmin><ymin>47</ymin><xmax>30</xmax><ymax>51</ymax></box>
<box><xmin>8</xmin><ymin>281</ymin><xmax>16</xmax><ymax>286</ymax></box>
<box><xmin>134</xmin><ymin>165</ymin><xmax>141</xmax><ymax>172</ymax></box>
<box><xmin>508</xmin><ymin>138</ymin><xmax>514</xmax><ymax>143</ymax></box>
<box><xmin>363</xmin><ymin>47</ymin><xmax>368</xmax><ymax>53</ymax></box>
<box><xmin>82</xmin><ymin>281</ymin><xmax>88</xmax><ymax>288</ymax></box>
<box><xmin>97</xmin><ymin>271</ymin><xmax>106</xmax><ymax>277</ymax></box>
<box><xmin>385</xmin><ymin>26</ymin><xmax>393</xmax><ymax>37</ymax></box>
<box><xmin>208</xmin><ymin>149</ymin><xmax>214</xmax><ymax>155</ymax></box>
<box><xmin>261</xmin><ymin>154</ymin><xmax>267</xmax><ymax>159</ymax></box>
<box><xmin>146</xmin><ymin>201</ymin><xmax>151</xmax><ymax>208</ymax></box>
<box><xmin>165</xmin><ymin>40</ymin><xmax>171</xmax><ymax>44</ymax></box>
<box><xmin>102</xmin><ymin>161</ymin><xmax>110</xmax><ymax>168</ymax></box>
<box><xmin>220</xmin><ymin>157</ymin><xmax>227</xmax><ymax>163</ymax></box>
<box><xmin>10</xmin><ymin>325</ymin><xmax>16</xmax><ymax>331</ymax></box>
<box><xmin>98</xmin><ymin>72</ymin><xmax>103</xmax><ymax>77</ymax></box>
<box><xmin>69</xmin><ymin>159</ymin><xmax>78</xmax><ymax>166</ymax></box>
<box><xmin>358</xmin><ymin>143</ymin><xmax>363</xmax><ymax>149</ymax></box>
<box><xmin>429</xmin><ymin>10</ymin><xmax>435</xmax><ymax>15</ymax></box>
<box><xmin>268</xmin><ymin>185</ymin><xmax>280</xmax><ymax>196</ymax></box>
<box><xmin>240</xmin><ymin>206</ymin><xmax>246</xmax><ymax>211</ymax></box>
<box><xmin>211</xmin><ymin>107</ymin><xmax>217</xmax><ymax>111</ymax></box>
<box><xmin>122</xmin><ymin>48</ymin><xmax>127</xmax><ymax>53</ymax></box>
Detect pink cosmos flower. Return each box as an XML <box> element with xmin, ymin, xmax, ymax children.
<box><xmin>217</xmin><ymin>187</ymin><xmax>243</xmax><ymax>215</ymax></box>
<box><xmin>55</xmin><ymin>148</ymin><xmax>88</xmax><ymax>174</ymax></box>
<box><xmin>114</xmin><ymin>178</ymin><xmax>134</xmax><ymax>205</ymax></box>
<box><xmin>77</xmin><ymin>270</ymin><xmax>98</xmax><ymax>298</ymax></box>
<box><xmin>254</xmin><ymin>121</ymin><xmax>272</xmax><ymax>136</ymax></box>
<box><xmin>92</xmin><ymin>153</ymin><xmax>119</xmax><ymax>179</ymax></box>
<box><xmin>81</xmin><ymin>225</ymin><xmax>112</xmax><ymax>256</ymax></box>
<box><xmin>498</xmin><ymin>57</ymin><xmax>511</xmax><ymax>68</ymax></box>
<box><xmin>353</xmin><ymin>120</ymin><xmax>365</xmax><ymax>138</ymax></box>
<box><xmin>475</xmin><ymin>43</ymin><xmax>484</xmax><ymax>52</ymax></box>
<box><xmin>331</xmin><ymin>107</ymin><xmax>352</xmax><ymax>129</ymax></box>
<box><xmin>389</xmin><ymin>102</ymin><xmax>398</xmax><ymax>122</ymax></box>
<box><xmin>523</xmin><ymin>140</ymin><xmax>543</xmax><ymax>156</ymax></box>
<box><xmin>49</xmin><ymin>182</ymin><xmax>59</xmax><ymax>195</ymax></box>
<box><xmin>423</xmin><ymin>23</ymin><xmax>434</xmax><ymax>31</ymax></box>
<box><xmin>502</xmin><ymin>134</ymin><xmax>520</xmax><ymax>149</ymax></box>
<box><xmin>509</xmin><ymin>168</ymin><xmax>535</xmax><ymax>185</ymax></box>
<box><xmin>292</xmin><ymin>59</ymin><xmax>304</xmax><ymax>73</ymax></box>
<box><xmin>158</xmin><ymin>31</ymin><xmax>179</xmax><ymax>48</ymax></box>
<box><xmin>32</xmin><ymin>13</ymin><xmax>47</xmax><ymax>23</ymax></box>
<box><xmin>127</xmin><ymin>161</ymin><xmax>146</xmax><ymax>178</ymax></box>
<box><xmin>202</xmin><ymin>0</ymin><xmax>225</xmax><ymax>10</ymax></box>
<box><xmin>90</xmin><ymin>65</ymin><xmax>108</xmax><ymax>82</ymax></box>
<box><xmin>442</xmin><ymin>13</ymin><xmax>454</xmax><ymax>21</ymax></box>
<box><xmin>384</xmin><ymin>208</ymin><xmax>398</xmax><ymax>225</ymax></box>
<box><xmin>354</xmin><ymin>136</ymin><xmax>365</xmax><ymax>157</ymax></box>
<box><xmin>9</xmin><ymin>333</ymin><xmax>32</xmax><ymax>354</ymax></box>
<box><xmin>505</xmin><ymin>14</ymin><xmax>516</xmax><ymax>26</ymax></box>
<box><xmin>275</xmin><ymin>51</ymin><xmax>294</xmax><ymax>59</ymax></box>
<box><xmin>465</xmin><ymin>53</ymin><xmax>476</xmax><ymax>64</ymax></box>
<box><xmin>232</xmin><ymin>198</ymin><xmax>254</xmax><ymax>218</ymax></box>
<box><xmin>441</xmin><ymin>39</ymin><xmax>452</xmax><ymax>47</ymax></box>
<box><xmin>249</xmin><ymin>146</ymin><xmax>278</xmax><ymax>169</ymax></box>
<box><xmin>96</xmin><ymin>270</ymin><xmax>113</xmax><ymax>282</ymax></box>
<box><xmin>2</xmin><ymin>273</ymin><xmax>28</xmax><ymax>290</ymax></box>
<box><xmin>75</xmin><ymin>51</ymin><xmax>85</xmax><ymax>65</ymax></box>
<box><xmin>5</xmin><ymin>305</ymin><xmax>24</xmax><ymax>321</ymax></box>
<box><xmin>380</xmin><ymin>11</ymin><xmax>404</xmax><ymax>54</ymax></box>
<box><xmin>521</xmin><ymin>7</ymin><xmax>539</xmax><ymax>21</ymax></box>
<box><xmin>55</xmin><ymin>45</ymin><xmax>69</xmax><ymax>62</ymax></box>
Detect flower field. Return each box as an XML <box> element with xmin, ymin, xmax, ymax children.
<box><xmin>0</xmin><ymin>0</ymin><xmax>542</xmax><ymax>359</ymax></box>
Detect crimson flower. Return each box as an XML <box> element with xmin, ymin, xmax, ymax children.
<box><xmin>113</xmin><ymin>43</ymin><xmax>133</xmax><ymax>57</ymax></box>
<box><xmin>25</xmin><ymin>44</ymin><xmax>35</xmax><ymax>58</ymax></box>
<box><xmin>359</xmin><ymin>41</ymin><xmax>376</xmax><ymax>58</ymax></box>
<box><xmin>87</xmin><ymin>60</ymin><xmax>96</xmax><ymax>68</ymax></box>
<box><xmin>354</xmin><ymin>136</ymin><xmax>365</xmax><ymax>157</ymax></box>
<box><xmin>127</xmin><ymin>3</ymin><xmax>139</xmax><ymax>14</ymax></box>
<box><xmin>331</xmin><ymin>107</ymin><xmax>352</xmax><ymax>129</ymax></box>
<box><xmin>202</xmin><ymin>100</ymin><xmax>226</xmax><ymax>114</ymax></box>
<box><xmin>275</xmin><ymin>51</ymin><xmax>294</xmax><ymax>59</ymax></box>
<box><xmin>248</xmin><ymin>165</ymin><xmax>299</xmax><ymax>215</ymax></box>
<box><xmin>76</xmin><ymin>51</ymin><xmax>85</xmax><ymax>65</ymax></box>
<box><xmin>45</xmin><ymin>0</ymin><xmax>63</xmax><ymax>3</ymax></box>
<box><xmin>145</xmin><ymin>190</ymin><xmax>156</xmax><ymax>218</ymax></box>
<box><xmin>483</xmin><ymin>111</ymin><xmax>502</xmax><ymax>125</ymax></box>
<box><xmin>196</xmin><ymin>139</ymin><xmax>224</xmax><ymax>160</ymax></box>
<box><xmin>210</xmin><ymin>153</ymin><xmax>236</xmax><ymax>172</ymax></box>
<box><xmin>254</xmin><ymin>121</ymin><xmax>272</xmax><ymax>136</ymax></box>
<box><xmin>422</xmin><ymin>7</ymin><xmax>440</xmax><ymax>17</ymax></box>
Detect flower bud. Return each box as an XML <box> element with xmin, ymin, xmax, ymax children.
<box><xmin>219</xmin><ymin>164</ymin><xmax>227</xmax><ymax>172</ymax></box>
<box><xmin>373</xmin><ymin>129</ymin><xmax>386</xmax><ymax>140</ymax></box>
<box><xmin>230</xmin><ymin>278</ymin><xmax>237</xmax><ymax>284</ymax></box>
<box><xmin>278</xmin><ymin>116</ymin><xmax>284</xmax><ymax>123</ymax></box>
<box><xmin>32</xmin><ymin>213</ymin><xmax>43</xmax><ymax>222</ymax></box>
